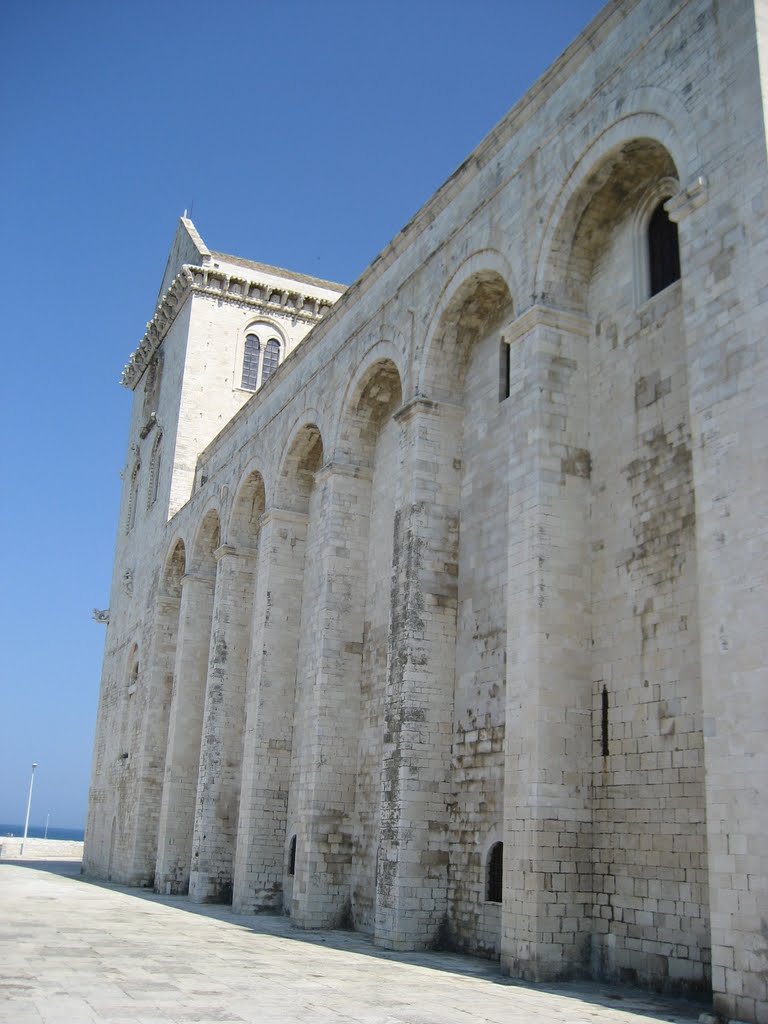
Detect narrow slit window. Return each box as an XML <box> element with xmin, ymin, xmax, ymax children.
<box><xmin>241</xmin><ymin>334</ymin><xmax>261</xmax><ymax>391</ymax></box>
<box><xmin>151</xmin><ymin>448</ymin><xmax>161</xmax><ymax>504</ymax></box>
<box><xmin>601</xmin><ymin>685</ymin><xmax>609</xmax><ymax>757</ymax></box>
<box><xmin>499</xmin><ymin>340</ymin><xmax>511</xmax><ymax>401</ymax></box>
<box><xmin>288</xmin><ymin>835</ymin><xmax>297</xmax><ymax>876</ymax></box>
<box><xmin>486</xmin><ymin>842</ymin><xmax>503</xmax><ymax>902</ymax></box>
<box><xmin>648</xmin><ymin>200</ymin><xmax>680</xmax><ymax>296</ymax></box>
<box><xmin>261</xmin><ymin>338</ymin><xmax>280</xmax><ymax>384</ymax></box>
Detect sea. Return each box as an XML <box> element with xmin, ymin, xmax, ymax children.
<box><xmin>0</xmin><ymin>823</ymin><xmax>85</xmax><ymax>841</ymax></box>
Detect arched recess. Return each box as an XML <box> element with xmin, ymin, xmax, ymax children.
<box><xmin>189</xmin><ymin>472</ymin><xmax>266</xmax><ymax>904</ymax></box>
<box><xmin>231</xmin><ymin>422</ymin><xmax>325</xmax><ymax>915</ymax></box>
<box><xmin>276</xmin><ymin>417</ymin><xmax>325</xmax><ymax>513</ymax></box>
<box><xmin>541</xmin><ymin>136</ymin><xmax>679</xmax><ymax>312</ymax></box>
<box><xmin>535</xmin><ymin>106</ymin><xmax>691</xmax><ymax>309</ymax></box>
<box><xmin>375</xmin><ymin>260</ymin><xmax>513</xmax><ymax>954</ymax></box>
<box><xmin>534</xmin><ymin>126</ymin><xmax>707</xmax><ymax>989</ymax></box>
<box><xmin>419</xmin><ymin>250</ymin><xmax>515</xmax><ymax>404</ymax></box>
<box><xmin>155</xmin><ymin>509</ymin><xmax>219</xmax><ymax>895</ymax></box>
<box><xmin>336</xmin><ymin>356</ymin><xmax>403</xmax><ymax>934</ymax></box>
<box><xmin>228</xmin><ymin>466</ymin><xmax>267</xmax><ymax>550</ymax></box>
<box><xmin>191</xmin><ymin>507</ymin><xmax>221</xmax><ymax>573</ymax></box>
<box><xmin>333</xmin><ymin>341</ymin><xmax>406</xmax><ymax>466</ymax></box>
<box><xmin>127</xmin><ymin>537</ymin><xmax>186</xmax><ymax>886</ymax></box>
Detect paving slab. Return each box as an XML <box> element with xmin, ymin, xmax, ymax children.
<box><xmin>0</xmin><ymin>860</ymin><xmax>710</xmax><ymax>1024</ymax></box>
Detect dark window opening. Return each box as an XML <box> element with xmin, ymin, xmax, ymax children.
<box><xmin>288</xmin><ymin>835</ymin><xmax>296</xmax><ymax>876</ymax></box>
<box><xmin>486</xmin><ymin>841</ymin><xmax>503</xmax><ymax>902</ymax></box>
<box><xmin>648</xmin><ymin>200</ymin><xmax>680</xmax><ymax>296</ymax></box>
<box><xmin>601</xmin><ymin>685</ymin><xmax>609</xmax><ymax>757</ymax></box>
<box><xmin>499</xmin><ymin>341</ymin><xmax>511</xmax><ymax>401</ymax></box>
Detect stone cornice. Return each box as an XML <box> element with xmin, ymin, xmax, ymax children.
<box><xmin>120</xmin><ymin>265</ymin><xmax>338</xmax><ymax>390</ymax></box>
<box><xmin>260</xmin><ymin>508</ymin><xmax>310</xmax><ymax>528</ymax></box>
<box><xmin>315</xmin><ymin>460</ymin><xmax>374</xmax><ymax>484</ymax></box>
<box><xmin>502</xmin><ymin>305</ymin><xmax>593</xmax><ymax>344</ymax></box>
<box><xmin>394</xmin><ymin>396</ymin><xmax>464</xmax><ymax>424</ymax></box>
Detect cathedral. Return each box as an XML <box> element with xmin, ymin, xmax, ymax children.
<box><xmin>85</xmin><ymin>1</ymin><xmax>768</xmax><ymax>1020</ymax></box>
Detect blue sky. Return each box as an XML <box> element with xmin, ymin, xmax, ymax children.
<box><xmin>0</xmin><ymin>0</ymin><xmax>604</xmax><ymax>829</ymax></box>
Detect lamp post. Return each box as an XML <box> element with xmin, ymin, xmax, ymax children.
<box><xmin>20</xmin><ymin>762</ymin><xmax>38</xmax><ymax>856</ymax></box>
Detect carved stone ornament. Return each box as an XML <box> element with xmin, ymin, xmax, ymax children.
<box><xmin>121</xmin><ymin>265</ymin><xmax>338</xmax><ymax>390</ymax></box>
<box><xmin>122</xmin><ymin>569</ymin><xmax>134</xmax><ymax>596</ymax></box>
<box><xmin>92</xmin><ymin>609</ymin><xmax>110</xmax><ymax>624</ymax></box>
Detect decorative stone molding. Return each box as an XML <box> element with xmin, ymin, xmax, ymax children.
<box><xmin>259</xmin><ymin>507</ymin><xmax>310</xmax><ymax>529</ymax></box>
<box><xmin>213</xmin><ymin>544</ymin><xmax>238</xmax><ymax>561</ymax></box>
<box><xmin>315</xmin><ymin>460</ymin><xmax>374</xmax><ymax>485</ymax></box>
<box><xmin>502</xmin><ymin>305</ymin><xmax>593</xmax><ymax>345</ymax></box>
<box><xmin>394</xmin><ymin>396</ymin><xmax>464</xmax><ymax>424</ymax></box>
<box><xmin>92</xmin><ymin>608</ymin><xmax>110</xmax><ymax>624</ymax></box>
<box><xmin>121</xmin><ymin>265</ymin><xmax>339</xmax><ymax>390</ymax></box>
<box><xmin>139</xmin><ymin>412</ymin><xmax>158</xmax><ymax>440</ymax></box>
<box><xmin>122</xmin><ymin>569</ymin><xmax>134</xmax><ymax>596</ymax></box>
<box><xmin>665</xmin><ymin>176</ymin><xmax>708</xmax><ymax>223</ymax></box>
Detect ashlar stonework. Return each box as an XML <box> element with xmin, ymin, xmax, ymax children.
<box><xmin>85</xmin><ymin>2</ymin><xmax>768</xmax><ymax>1021</ymax></box>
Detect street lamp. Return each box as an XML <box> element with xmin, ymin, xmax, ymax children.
<box><xmin>19</xmin><ymin>762</ymin><xmax>38</xmax><ymax>856</ymax></box>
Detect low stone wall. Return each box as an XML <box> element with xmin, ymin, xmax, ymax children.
<box><xmin>0</xmin><ymin>836</ymin><xmax>83</xmax><ymax>861</ymax></box>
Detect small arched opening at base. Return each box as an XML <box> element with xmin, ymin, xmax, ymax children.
<box><xmin>486</xmin><ymin>841</ymin><xmax>503</xmax><ymax>903</ymax></box>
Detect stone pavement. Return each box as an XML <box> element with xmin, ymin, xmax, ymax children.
<box><xmin>0</xmin><ymin>860</ymin><xmax>710</xmax><ymax>1024</ymax></box>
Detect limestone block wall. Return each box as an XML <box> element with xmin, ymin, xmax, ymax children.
<box><xmin>588</xmin><ymin>254</ymin><xmax>707</xmax><ymax>988</ymax></box>
<box><xmin>86</xmin><ymin>1</ymin><xmax>768</xmax><ymax>1019</ymax></box>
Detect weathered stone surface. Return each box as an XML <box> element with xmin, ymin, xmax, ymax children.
<box><xmin>85</xmin><ymin>2</ymin><xmax>768</xmax><ymax>1021</ymax></box>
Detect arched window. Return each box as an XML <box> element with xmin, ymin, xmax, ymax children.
<box><xmin>241</xmin><ymin>333</ymin><xmax>261</xmax><ymax>391</ymax></box>
<box><xmin>261</xmin><ymin>338</ymin><xmax>280</xmax><ymax>384</ymax></box>
<box><xmin>288</xmin><ymin>835</ymin><xmax>297</xmax><ymax>876</ymax></box>
<box><xmin>486</xmin><ymin>841</ymin><xmax>503</xmax><ymax>903</ymax></box>
<box><xmin>240</xmin><ymin>329</ymin><xmax>282</xmax><ymax>391</ymax></box>
<box><xmin>127</xmin><ymin>462</ymin><xmax>140</xmax><ymax>532</ymax></box>
<box><xmin>648</xmin><ymin>199</ymin><xmax>680</xmax><ymax>296</ymax></box>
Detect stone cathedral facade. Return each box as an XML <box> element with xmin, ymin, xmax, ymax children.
<box><xmin>85</xmin><ymin>1</ymin><xmax>768</xmax><ymax>1020</ymax></box>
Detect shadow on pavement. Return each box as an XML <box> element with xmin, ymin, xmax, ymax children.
<box><xmin>3</xmin><ymin>859</ymin><xmax>710</xmax><ymax>1024</ymax></box>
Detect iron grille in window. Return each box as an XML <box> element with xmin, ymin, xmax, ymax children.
<box><xmin>241</xmin><ymin>334</ymin><xmax>261</xmax><ymax>390</ymax></box>
<box><xmin>261</xmin><ymin>338</ymin><xmax>280</xmax><ymax>383</ymax></box>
